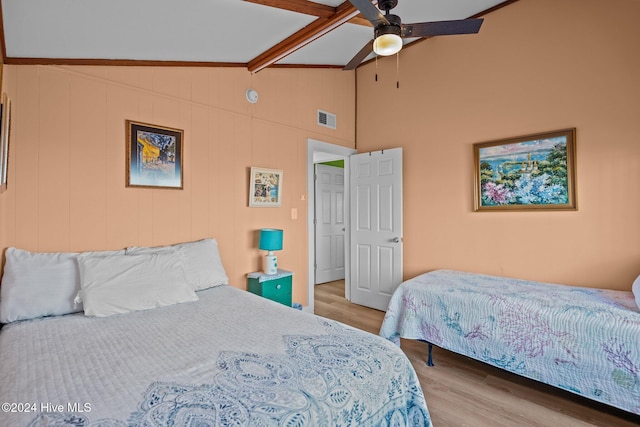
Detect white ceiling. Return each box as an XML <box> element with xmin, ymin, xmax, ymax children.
<box><xmin>2</xmin><ymin>0</ymin><xmax>509</xmax><ymax>70</ymax></box>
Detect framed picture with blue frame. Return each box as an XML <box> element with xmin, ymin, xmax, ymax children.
<box><xmin>473</xmin><ymin>128</ymin><xmax>577</xmax><ymax>211</ymax></box>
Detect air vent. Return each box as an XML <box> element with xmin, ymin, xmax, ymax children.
<box><xmin>317</xmin><ymin>110</ymin><xmax>337</xmax><ymax>130</ymax></box>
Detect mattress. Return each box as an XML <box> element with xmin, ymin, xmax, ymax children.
<box><xmin>379</xmin><ymin>269</ymin><xmax>640</xmax><ymax>415</ymax></box>
<box><xmin>0</xmin><ymin>285</ymin><xmax>430</xmax><ymax>426</ymax></box>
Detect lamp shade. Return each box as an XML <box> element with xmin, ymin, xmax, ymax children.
<box><xmin>259</xmin><ymin>229</ymin><xmax>283</xmax><ymax>251</ymax></box>
<box><xmin>373</xmin><ymin>33</ymin><xmax>402</xmax><ymax>56</ymax></box>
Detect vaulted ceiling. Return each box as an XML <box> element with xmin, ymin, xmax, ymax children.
<box><xmin>1</xmin><ymin>0</ymin><xmax>514</xmax><ymax>72</ymax></box>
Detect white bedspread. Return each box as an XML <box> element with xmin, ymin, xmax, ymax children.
<box><xmin>0</xmin><ymin>285</ymin><xmax>429</xmax><ymax>426</ymax></box>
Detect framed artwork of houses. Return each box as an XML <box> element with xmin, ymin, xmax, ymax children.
<box><xmin>249</xmin><ymin>167</ymin><xmax>283</xmax><ymax>207</ymax></box>
<box><xmin>473</xmin><ymin>128</ymin><xmax>577</xmax><ymax>211</ymax></box>
<box><xmin>126</xmin><ymin>120</ymin><xmax>183</xmax><ymax>189</ymax></box>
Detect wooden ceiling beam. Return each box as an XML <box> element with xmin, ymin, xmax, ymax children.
<box><xmin>244</xmin><ymin>0</ymin><xmax>371</xmax><ymax>25</ymax></box>
<box><xmin>243</xmin><ymin>0</ymin><xmax>335</xmax><ymax>18</ymax></box>
<box><xmin>348</xmin><ymin>15</ymin><xmax>373</xmax><ymax>27</ymax></box>
<box><xmin>247</xmin><ymin>1</ymin><xmax>375</xmax><ymax>73</ymax></box>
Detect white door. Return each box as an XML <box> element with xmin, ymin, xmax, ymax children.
<box><xmin>315</xmin><ymin>164</ymin><xmax>346</xmax><ymax>284</ymax></box>
<box><xmin>349</xmin><ymin>148</ymin><xmax>403</xmax><ymax>311</ymax></box>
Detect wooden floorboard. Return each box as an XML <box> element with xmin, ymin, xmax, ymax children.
<box><xmin>314</xmin><ymin>281</ymin><xmax>640</xmax><ymax>427</ymax></box>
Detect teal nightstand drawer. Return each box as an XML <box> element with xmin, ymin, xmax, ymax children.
<box><xmin>260</xmin><ymin>278</ymin><xmax>291</xmax><ymax>306</ymax></box>
<box><xmin>247</xmin><ymin>270</ymin><xmax>293</xmax><ymax>307</ymax></box>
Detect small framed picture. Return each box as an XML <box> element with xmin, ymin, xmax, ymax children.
<box><xmin>473</xmin><ymin>128</ymin><xmax>577</xmax><ymax>211</ymax></box>
<box><xmin>126</xmin><ymin>120</ymin><xmax>183</xmax><ymax>189</ymax></box>
<box><xmin>249</xmin><ymin>167</ymin><xmax>283</xmax><ymax>207</ymax></box>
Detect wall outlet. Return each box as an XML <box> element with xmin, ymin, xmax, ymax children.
<box><xmin>291</xmin><ymin>208</ymin><xmax>298</xmax><ymax>220</ymax></box>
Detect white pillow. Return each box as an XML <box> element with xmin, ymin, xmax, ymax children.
<box><xmin>0</xmin><ymin>247</ymin><xmax>124</xmax><ymax>323</ymax></box>
<box><xmin>77</xmin><ymin>252</ymin><xmax>198</xmax><ymax>317</ymax></box>
<box><xmin>633</xmin><ymin>274</ymin><xmax>640</xmax><ymax>311</ymax></box>
<box><xmin>126</xmin><ymin>238</ymin><xmax>229</xmax><ymax>291</ymax></box>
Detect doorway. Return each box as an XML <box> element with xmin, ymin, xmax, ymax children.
<box><xmin>315</xmin><ymin>162</ymin><xmax>346</xmax><ymax>284</ymax></box>
<box><xmin>306</xmin><ymin>139</ymin><xmax>356</xmax><ymax>312</ymax></box>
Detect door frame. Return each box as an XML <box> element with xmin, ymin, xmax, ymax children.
<box><xmin>306</xmin><ymin>139</ymin><xmax>356</xmax><ymax>312</ymax></box>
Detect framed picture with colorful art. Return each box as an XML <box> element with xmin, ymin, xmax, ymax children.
<box><xmin>249</xmin><ymin>167</ymin><xmax>283</xmax><ymax>207</ymax></box>
<box><xmin>473</xmin><ymin>128</ymin><xmax>577</xmax><ymax>211</ymax></box>
<box><xmin>126</xmin><ymin>120</ymin><xmax>183</xmax><ymax>189</ymax></box>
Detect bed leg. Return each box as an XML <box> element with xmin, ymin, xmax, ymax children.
<box><xmin>427</xmin><ymin>342</ymin><xmax>434</xmax><ymax>367</ymax></box>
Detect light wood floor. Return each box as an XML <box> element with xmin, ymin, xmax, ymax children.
<box><xmin>314</xmin><ymin>280</ymin><xmax>640</xmax><ymax>427</ymax></box>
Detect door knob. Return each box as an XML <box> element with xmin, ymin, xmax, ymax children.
<box><xmin>392</xmin><ymin>237</ymin><xmax>401</xmax><ymax>243</ymax></box>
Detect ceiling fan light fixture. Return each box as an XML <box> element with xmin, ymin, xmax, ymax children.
<box><xmin>373</xmin><ymin>33</ymin><xmax>402</xmax><ymax>56</ymax></box>
<box><xmin>373</xmin><ymin>15</ymin><xmax>403</xmax><ymax>57</ymax></box>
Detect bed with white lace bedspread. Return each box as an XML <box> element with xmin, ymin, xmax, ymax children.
<box><xmin>0</xmin><ymin>285</ymin><xmax>430</xmax><ymax>426</ymax></box>
<box><xmin>379</xmin><ymin>269</ymin><xmax>640</xmax><ymax>415</ymax></box>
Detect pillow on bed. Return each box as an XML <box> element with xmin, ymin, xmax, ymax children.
<box><xmin>125</xmin><ymin>238</ymin><xmax>229</xmax><ymax>291</ymax></box>
<box><xmin>633</xmin><ymin>274</ymin><xmax>640</xmax><ymax>310</ymax></box>
<box><xmin>0</xmin><ymin>247</ymin><xmax>124</xmax><ymax>323</ymax></box>
<box><xmin>78</xmin><ymin>252</ymin><xmax>198</xmax><ymax>317</ymax></box>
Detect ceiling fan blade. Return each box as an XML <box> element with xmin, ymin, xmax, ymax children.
<box><xmin>348</xmin><ymin>0</ymin><xmax>388</xmax><ymax>27</ymax></box>
<box><xmin>343</xmin><ymin>40</ymin><xmax>374</xmax><ymax>70</ymax></box>
<box><xmin>401</xmin><ymin>18</ymin><xmax>483</xmax><ymax>38</ymax></box>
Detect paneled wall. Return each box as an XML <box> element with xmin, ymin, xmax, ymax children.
<box><xmin>0</xmin><ymin>65</ymin><xmax>356</xmax><ymax>304</ymax></box>
<box><xmin>356</xmin><ymin>0</ymin><xmax>640</xmax><ymax>290</ymax></box>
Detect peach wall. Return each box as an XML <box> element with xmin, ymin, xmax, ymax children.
<box><xmin>0</xmin><ymin>65</ymin><xmax>356</xmax><ymax>304</ymax></box>
<box><xmin>356</xmin><ymin>0</ymin><xmax>640</xmax><ymax>290</ymax></box>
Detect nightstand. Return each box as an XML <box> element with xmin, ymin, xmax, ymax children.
<box><xmin>247</xmin><ymin>269</ymin><xmax>293</xmax><ymax>307</ymax></box>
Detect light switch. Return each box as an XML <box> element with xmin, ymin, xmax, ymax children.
<box><xmin>291</xmin><ymin>208</ymin><xmax>298</xmax><ymax>220</ymax></box>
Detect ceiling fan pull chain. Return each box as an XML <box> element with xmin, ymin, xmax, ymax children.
<box><xmin>375</xmin><ymin>55</ymin><xmax>379</xmax><ymax>82</ymax></box>
<box><xmin>396</xmin><ymin>52</ymin><xmax>400</xmax><ymax>89</ymax></box>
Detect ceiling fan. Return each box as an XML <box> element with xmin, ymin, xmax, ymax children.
<box><xmin>344</xmin><ymin>0</ymin><xmax>484</xmax><ymax>70</ymax></box>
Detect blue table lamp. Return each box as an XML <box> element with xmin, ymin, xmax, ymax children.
<box><xmin>259</xmin><ymin>228</ymin><xmax>283</xmax><ymax>275</ymax></box>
